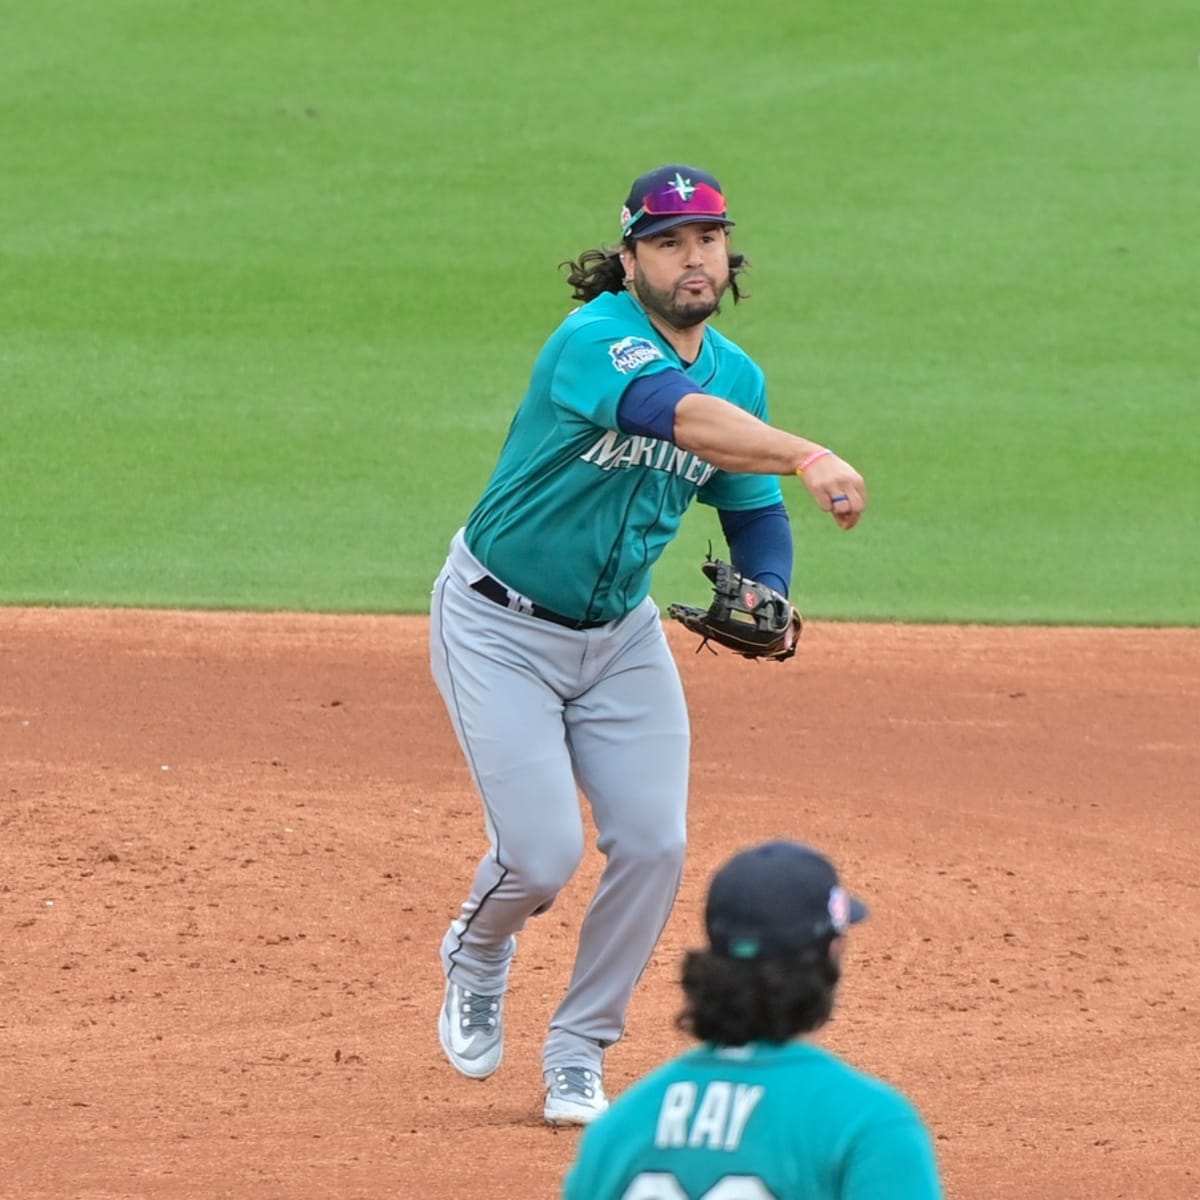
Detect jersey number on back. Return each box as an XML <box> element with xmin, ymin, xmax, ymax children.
<box><xmin>622</xmin><ymin>1175</ymin><xmax>776</xmax><ymax>1200</ymax></box>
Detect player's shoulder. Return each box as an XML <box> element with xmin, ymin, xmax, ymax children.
<box><xmin>704</xmin><ymin>323</ymin><xmax>758</xmax><ymax>363</ymax></box>
<box><xmin>549</xmin><ymin>292</ymin><xmax>667</xmax><ymax>374</ymax></box>
<box><xmin>703</xmin><ymin>324</ymin><xmax>765</xmax><ymax>386</ymax></box>
<box><xmin>557</xmin><ymin>290</ymin><xmax>646</xmax><ymax>336</ymax></box>
<box><xmin>803</xmin><ymin>1044</ymin><xmax>926</xmax><ymax>1123</ymax></box>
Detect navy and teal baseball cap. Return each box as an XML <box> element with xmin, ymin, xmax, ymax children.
<box><xmin>620</xmin><ymin>164</ymin><xmax>735</xmax><ymax>240</ymax></box>
<box><xmin>705</xmin><ymin>840</ymin><xmax>868</xmax><ymax>961</ymax></box>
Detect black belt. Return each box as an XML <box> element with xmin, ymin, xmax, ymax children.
<box><xmin>470</xmin><ymin>574</ymin><xmax>609</xmax><ymax>631</ymax></box>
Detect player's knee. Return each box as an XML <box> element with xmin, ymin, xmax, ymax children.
<box><xmin>655</xmin><ymin>830</ymin><xmax>688</xmax><ymax>869</ymax></box>
<box><xmin>610</xmin><ymin>824</ymin><xmax>687</xmax><ymax>869</ymax></box>
<box><xmin>513</xmin><ymin>840</ymin><xmax>585</xmax><ymax>905</ymax></box>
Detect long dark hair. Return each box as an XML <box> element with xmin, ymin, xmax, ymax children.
<box><xmin>676</xmin><ymin>945</ymin><xmax>840</xmax><ymax>1046</ymax></box>
<box><xmin>561</xmin><ymin>239</ymin><xmax>750</xmax><ymax>305</ymax></box>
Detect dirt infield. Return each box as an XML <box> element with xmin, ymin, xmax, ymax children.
<box><xmin>2</xmin><ymin>608</ymin><xmax>1197</xmax><ymax>1200</ymax></box>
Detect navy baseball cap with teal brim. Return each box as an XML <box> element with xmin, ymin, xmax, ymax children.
<box><xmin>705</xmin><ymin>840</ymin><xmax>868</xmax><ymax>961</ymax></box>
<box><xmin>621</xmin><ymin>164</ymin><xmax>736</xmax><ymax>240</ymax></box>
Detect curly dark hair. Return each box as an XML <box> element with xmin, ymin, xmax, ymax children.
<box><xmin>561</xmin><ymin>239</ymin><xmax>750</xmax><ymax>306</ymax></box>
<box><xmin>676</xmin><ymin>945</ymin><xmax>841</xmax><ymax>1046</ymax></box>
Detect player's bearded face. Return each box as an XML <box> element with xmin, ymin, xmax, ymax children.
<box><xmin>630</xmin><ymin>227</ymin><xmax>731</xmax><ymax>330</ymax></box>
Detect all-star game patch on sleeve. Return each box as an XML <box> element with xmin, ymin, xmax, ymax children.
<box><xmin>551</xmin><ymin>314</ymin><xmax>676</xmax><ymax>431</ymax></box>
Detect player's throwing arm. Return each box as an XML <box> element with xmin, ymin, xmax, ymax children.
<box><xmin>673</xmin><ymin>392</ymin><xmax>867</xmax><ymax>530</ymax></box>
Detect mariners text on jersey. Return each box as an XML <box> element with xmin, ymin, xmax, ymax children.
<box><xmin>581</xmin><ymin>431</ymin><xmax>719</xmax><ymax>486</ymax></box>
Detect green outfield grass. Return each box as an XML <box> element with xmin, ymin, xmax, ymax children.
<box><xmin>3</xmin><ymin>0</ymin><xmax>1197</xmax><ymax>622</ymax></box>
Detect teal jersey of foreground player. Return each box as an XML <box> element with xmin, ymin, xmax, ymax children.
<box><xmin>562</xmin><ymin>1041</ymin><xmax>943</xmax><ymax>1200</ymax></box>
<box><xmin>464</xmin><ymin>289</ymin><xmax>783</xmax><ymax>623</ymax></box>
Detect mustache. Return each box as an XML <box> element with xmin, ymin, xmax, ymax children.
<box><xmin>676</xmin><ymin>271</ymin><xmax>716</xmax><ymax>288</ymax></box>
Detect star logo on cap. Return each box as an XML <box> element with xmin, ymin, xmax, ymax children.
<box><xmin>669</xmin><ymin>172</ymin><xmax>696</xmax><ymax>201</ymax></box>
<box><xmin>828</xmin><ymin>886</ymin><xmax>851</xmax><ymax>933</ymax></box>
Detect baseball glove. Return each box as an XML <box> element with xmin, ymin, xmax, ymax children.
<box><xmin>667</xmin><ymin>557</ymin><xmax>803</xmax><ymax>662</ymax></box>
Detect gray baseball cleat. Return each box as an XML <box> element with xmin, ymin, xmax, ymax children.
<box><xmin>543</xmin><ymin>1065</ymin><xmax>609</xmax><ymax>1126</ymax></box>
<box><xmin>438</xmin><ymin>980</ymin><xmax>504</xmax><ymax>1079</ymax></box>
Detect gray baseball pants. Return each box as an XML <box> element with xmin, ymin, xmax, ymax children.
<box><xmin>430</xmin><ymin>530</ymin><xmax>689</xmax><ymax>1075</ymax></box>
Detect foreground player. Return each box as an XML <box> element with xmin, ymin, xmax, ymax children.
<box><xmin>562</xmin><ymin>841</ymin><xmax>943</xmax><ymax>1198</ymax></box>
<box><xmin>430</xmin><ymin>164</ymin><xmax>867</xmax><ymax>1125</ymax></box>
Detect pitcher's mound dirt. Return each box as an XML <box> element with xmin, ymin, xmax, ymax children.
<box><xmin>1</xmin><ymin>609</ymin><xmax>1197</xmax><ymax>1199</ymax></box>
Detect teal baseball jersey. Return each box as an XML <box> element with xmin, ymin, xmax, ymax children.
<box><xmin>464</xmin><ymin>290</ymin><xmax>783</xmax><ymax>623</ymax></box>
<box><xmin>562</xmin><ymin>1042</ymin><xmax>943</xmax><ymax>1200</ymax></box>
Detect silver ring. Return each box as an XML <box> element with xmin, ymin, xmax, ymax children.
<box><xmin>831</xmin><ymin>494</ymin><xmax>849</xmax><ymax>504</ymax></box>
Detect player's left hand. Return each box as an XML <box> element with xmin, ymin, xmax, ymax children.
<box><xmin>667</xmin><ymin>559</ymin><xmax>803</xmax><ymax>662</ymax></box>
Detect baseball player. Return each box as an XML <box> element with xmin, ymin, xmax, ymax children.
<box><xmin>429</xmin><ymin>164</ymin><xmax>867</xmax><ymax>1125</ymax></box>
<box><xmin>562</xmin><ymin>841</ymin><xmax>944</xmax><ymax>1199</ymax></box>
